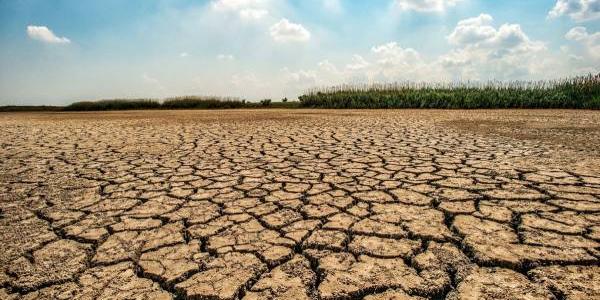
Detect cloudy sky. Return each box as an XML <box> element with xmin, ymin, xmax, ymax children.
<box><xmin>0</xmin><ymin>0</ymin><xmax>599</xmax><ymax>105</ymax></box>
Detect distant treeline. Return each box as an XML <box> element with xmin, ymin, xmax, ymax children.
<box><xmin>62</xmin><ymin>96</ymin><xmax>300</xmax><ymax>111</ymax></box>
<box><xmin>64</xmin><ymin>99</ymin><xmax>161</xmax><ymax>111</ymax></box>
<box><xmin>298</xmin><ymin>73</ymin><xmax>600</xmax><ymax>109</ymax></box>
<box><xmin>1</xmin><ymin>97</ymin><xmax>299</xmax><ymax>112</ymax></box>
<box><xmin>0</xmin><ymin>105</ymin><xmax>63</xmax><ymax>112</ymax></box>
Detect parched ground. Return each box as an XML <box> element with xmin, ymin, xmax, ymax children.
<box><xmin>1</xmin><ymin>109</ymin><xmax>599</xmax><ymax>300</ymax></box>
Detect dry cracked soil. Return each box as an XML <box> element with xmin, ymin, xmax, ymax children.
<box><xmin>1</xmin><ymin>109</ymin><xmax>599</xmax><ymax>300</ymax></box>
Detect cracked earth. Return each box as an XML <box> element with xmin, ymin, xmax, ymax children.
<box><xmin>1</xmin><ymin>109</ymin><xmax>599</xmax><ymax>300</ymax></box>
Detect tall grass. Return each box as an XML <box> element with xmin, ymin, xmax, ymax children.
<box><xmin>62</xmin><ymin>96</ymin><xmax>300</xmax><ymax>111</ymax></box>
<box><xmin>299</xmin><ymin>73</ymin><xmax>600</xmax><ymax>109</ymax></box>
<box><xmin>64</xmin><ymin>99</ymin><xmax>160</xmax><ymax>111</ymax></box>
<box><xmin>162</xmin><ymin>96</ymin><xmax>246</xmax><ymax>109</ymax></box>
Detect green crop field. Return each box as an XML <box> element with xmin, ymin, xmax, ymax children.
<box><xmin>298</xmin><ymin>73</ymin><xmax>600</xmax><ymax>109</ymax></box>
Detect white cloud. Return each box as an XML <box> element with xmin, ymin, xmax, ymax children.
<box><xmin>395</xmin><ymin>0</ymin><xmax>463</xmax><ymax>12</ymax></box>
<box><xmin>346</xmin><ymin>55</ymin><xmax>370</xmax><ymax>70</ymax></box>
<box><xmin>269</xmin><ymin>18</ymin><xmax>311</xmax><ymax>42</ymax></box>
<box><xmin>217</xmin><ymin>54</ymin><xmax>236</xmax><ymax>61</ymax></box>
<box><xmin>284</xmin><ymin>45</ymin><xmax>434</xmax><ymax>89</ymax></box>
<box><xmin>565</xmin><ymin>26</ymin><xmax>600</xmax><ymax>60</ymax></box>
<box><xmin>318</xmin><ymin>60</ymin><xmax>340</xmax><ymax>74</ymax></box>
<box><xmin>369</xmin><ymin>42</ymin><xmax>433</xmax><ymax>80</ymax></box>
<box><xmin>371</xmin><ymin>42</ymin><xmax>421</xmax><ymax>67</ymax></box>
<box><xmin>180</xmin><ymin>52</ymin><xmax>189</xmax><ymax>57</ymax></box>
<box><xmin>447</xmin><ymin>14</ymin><xmax>496</xmax><ymax>46</ymax></box>
<box><xmin>442</xmin><ymin>14</ymin><xmax>549</xmax><ymax>80</ymax></box>
<box><xmin>447</xmin><ymin>14</ymin><xmax>545</xmax><ymax>53</ymax></box>
<box><xmin>548</xmin><ymin>0</ymin><xmax>600</xmax><ymax>22</ymax></box>
<box><xmin>212</xmin><ymin>0</ymin><xmax>270</xmax><ymax>20</ymax></box>
<box><xmin>566</xmin><ymin>26</ymin><xmax>597</xmax><ymax>41</ymax></box>
<box><xmin>26</xmin><ymin>25</ymin><xmax>70</xmax><ymax>44</ymax></box>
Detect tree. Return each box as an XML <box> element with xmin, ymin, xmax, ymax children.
<box><xmin>260</xmin><ymin>99</ymin><xmax>271</xmax><ymax>107</ymax></box>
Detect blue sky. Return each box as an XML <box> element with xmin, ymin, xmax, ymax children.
<box><xmin>0</xmin><ymin>0</ymin><xmax>598</xmax><ymax>105</ymax></box>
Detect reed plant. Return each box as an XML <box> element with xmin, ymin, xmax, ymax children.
<box><xmin>299</xmin><ymin>73</ymin><xmax>600</xmax><ymax>109</ymax></box>
<box><xmin>64</xmin><ymin>99</ymin><xmax>160</xmax><ymax>111</ymax></box>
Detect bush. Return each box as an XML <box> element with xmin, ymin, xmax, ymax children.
<box><xmin>0</xmin><ymin>106</ymin><xmax>63</xmax><ymax>112</ymax></box>
<box><xmin>64</xmin><ymin>99</ymin><xmax>160</xmax><ymax>111</ymax></box>
<box><xmin>162</xmin><ymin>96</ymin><xmax>245</xmax><ymax>109</ymax></box>
<box><xmin>260</xmin><ymin>99</ymin><xmax>272</xmax><ymax>107</ymax></box>
<box><xmin>61</xmin><ymin>97</ymin><xmax>304</xmax><ymax>111</ymax></box>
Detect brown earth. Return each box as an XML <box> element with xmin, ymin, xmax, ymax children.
<box><xmin>0</xmin><ymin>109</ymin><xmax>599</xmax><ymax>299</ymax></box>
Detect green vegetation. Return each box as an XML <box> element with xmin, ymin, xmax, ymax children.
<box><xmin>259</xmin><ymin>99</ymin><xmax>272</xmax><ymax>107</ymax></box>
<box><xmin>269</xmin><ymin>101</ymin><xmax>301</xmax><ymax>109</ymax></box>
<box><xmin>59</xmin><ymin>96</ymin><xmax>300</xmax><ymax>111</ymax></box>
<box><xmin>162</xmin><ymin>96</ymin><xmax>246</xmax><ymax>109</ymax></box>
<box><xmin>299</xmin><ymin>73</ymin><xmax>600</xmax><ymax>109</ymax></box>
<box><xmin>0</xmin><ymin>105</ymin><xmax>63</xmax><ymax>112</ymax></box>
<box><xmin>4</xmin><ymin>74</ymin><xmax>599</xmax><ymax>111</ymax></box>
<box><xmin>64</xmin><ymin>99</ymin><xmax>160</xmax><ymax>111</ymax></box>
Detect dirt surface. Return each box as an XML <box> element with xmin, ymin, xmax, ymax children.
<box><xmin>1</xmin><ymin>109</ymin><xmax>599</xmax><ymax>299</ymax></box>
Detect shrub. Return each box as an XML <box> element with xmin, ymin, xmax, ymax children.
<box><xmin>64</xmin><ymin>99</ymin><xmax>160</xmax><ymax>111</ymax></box>
<box><xmin>162</xmin><ymin>96</ymin><xmax>245</xmax><ymax>109</ymax></box>
<box><xmin>0</xmin><ymin>106</ymin><xmax>63</xmax><ymax>112</ymax></box>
